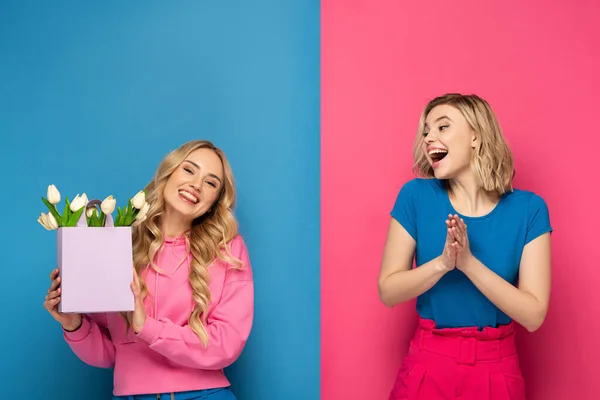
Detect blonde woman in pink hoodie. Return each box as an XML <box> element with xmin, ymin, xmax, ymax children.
<box><xmin>43</xmin><ymin>140</ymin><xmax>254</xmax><ymax>400</ymax></box>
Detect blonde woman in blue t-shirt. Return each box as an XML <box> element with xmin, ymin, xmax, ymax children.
<box><xmin>379</xmin><ymin>93</ymin><xmax>552</xmax><ymax>400</ymax></box>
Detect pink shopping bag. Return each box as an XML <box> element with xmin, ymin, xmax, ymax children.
<box><xmin>57</xmin><ymin>199</ymin><xmax>135</xmax><ymax>313</ymax></box>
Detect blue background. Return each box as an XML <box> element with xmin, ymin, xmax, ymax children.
<box><xmin>0</xmin><ymin>1</ymin><xmax>320</xmax><ymax>399</ymax></box>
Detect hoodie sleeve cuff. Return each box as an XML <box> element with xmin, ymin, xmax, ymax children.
<box><xmin>136</xmin><ymin>316</ymin><xmax>161</xmax><ymax>345</ymax></box>
<box><xmin>63</xmin><ymin>317</ymin><xmax>92</xmax><ymax>342</ymax></box>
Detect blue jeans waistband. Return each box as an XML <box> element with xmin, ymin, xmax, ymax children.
<box><xmin>113</xmin><ymin>387</ymin><xmax>234</xmax><ymax>400</ymax></box>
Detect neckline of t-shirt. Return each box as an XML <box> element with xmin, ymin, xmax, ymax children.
<box><xmin>443</xmin><ymin>186</ymin><xmax>506</xmax><ymax>221</ymax></box>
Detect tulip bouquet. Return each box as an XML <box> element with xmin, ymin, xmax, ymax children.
<box><xmin>38</xmin><ymin>184</ymin><xmax>150</xmax><ymax>230</ymax></box>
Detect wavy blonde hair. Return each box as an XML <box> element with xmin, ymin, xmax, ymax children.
<box><xmin>124</xmin><ymin>140</ymin><xmax>243</xmax><ymax>346</ymax></box>
<box><xmin>412</xmin><ymin>93</ymin><xmax>515</xmax><ymax>195</ymax></box>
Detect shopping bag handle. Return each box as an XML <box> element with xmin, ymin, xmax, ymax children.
<box><xmin>76</xmin><ymin>199</ymin><xmax>115</xmax><ymax>227</ymax></box>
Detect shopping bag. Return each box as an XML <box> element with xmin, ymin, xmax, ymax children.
<box><xmin>57</xmin><ymin>199</ymin><xmax>135</xmax><ymax>313</ymax></box>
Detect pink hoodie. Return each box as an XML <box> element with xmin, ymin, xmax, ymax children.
<box><xmin>63</xmin><ymin>234</ymin><xmax>254</xmax><ymax>396</ymax></box>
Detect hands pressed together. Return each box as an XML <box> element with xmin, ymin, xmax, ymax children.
<box><xmin>440</xmin><ymin>214</ymin><xmax>473</xmax><ymax>272</ymax></box>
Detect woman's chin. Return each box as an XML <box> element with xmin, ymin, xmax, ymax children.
<box><xmin>164</xmin><ymin>198</ymin><xmax>211</xmax><ymax>224</ymax></box>
<box><xmin>432</xmin><ymin>168</ymin><xmax>449</xmax><ymax>180</ymax></box>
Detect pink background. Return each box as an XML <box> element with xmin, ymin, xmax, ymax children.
<box><xmin>321</xmin><ymin>1</ymin><xmax>600</xmax><ymax>399</ymax></box>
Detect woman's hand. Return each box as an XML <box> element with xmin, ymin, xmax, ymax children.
<box><xmin>440</xmin><ymin>215</ymin><xmax>458</xmax><ymax>271</ymax></box>
<box><xmin>129</xmin><ymin>267</ymin><xmax>146</xmax><ymax>334</ymax></box>
<box><xmin>448</xmin><ymin>214</ymin><xmax>473</xmax><ymax>269</ymax></box>
<box><xmin>43</xmin><ymin>269</ymin><xmax>83</xmax><ymax>331</ymax></box>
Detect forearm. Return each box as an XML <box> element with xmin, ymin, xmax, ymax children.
<box><xmin>137</xmin><ymin>316</ymin><xmax>248</xmax><ymax>370</ymax></box>
<box><xmin>136</xmin><ymin>279</ymin><xmax>254</xmax><ymax>370</ymax></box>
<box><xmin>460</xmin><ymin>255</ymin><xmax>547</xmax><ymax>332</ymax></box>
<box><xmin>63</xmin><ymin>316</ymin><xmax>116</xmax><ymax>368</ymax></box>
<box><xmin>379</xmin><ymin>256</ymin><xmax>449</xmax><ymax>307</ymax></box>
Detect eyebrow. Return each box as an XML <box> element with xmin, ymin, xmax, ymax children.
<box><xmin>183</xmin><ymin>160</ymin><xmax>222</xmax><ymax>183</ymax></box>
<box><xmin>424</xmin><ymin>115</ymin><xmax>452</xmax><ymax>128</ymax></box>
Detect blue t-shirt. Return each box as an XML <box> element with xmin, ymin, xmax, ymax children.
<box><xmin>390</xmin><ymin>178</ymin><xmax>552</xmax><ymax>329</ymax></box>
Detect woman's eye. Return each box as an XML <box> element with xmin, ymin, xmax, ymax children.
<box><xmin>423</xmin><ymin>131</ymin><xmax>429</xmax><ymax>137</ymax></box>
<box><xmin>439</xmin><ymin>125</ymin><xmax>449</xmax><ymax>131</ymax></box>
<box><xmin>207</xmin><ymin>181</ymin><xmax>217</xmax><ymax>188</ymax></box>
<box><xmin>184</xmin><ymin>167</ymin><xmax>193</xmax><ymax>174</ymax></box>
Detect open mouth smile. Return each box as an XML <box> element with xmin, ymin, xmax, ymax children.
<box><xmin>178</xmin><ymin>189</ymin><xmax>199</xmax><ymax>205</ymax></box>
<box><xmin>428</xmin><ymin>148</ymin><xmax>448</xmax><ymax>168</ymax></box>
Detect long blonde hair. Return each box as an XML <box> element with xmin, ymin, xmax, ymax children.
<box><xmin>126</xmin><ymin>140</ymin><xmax>243</xmax><ymax>346</ymax></box>
<box><xmin>412</xmin><ymin>93</ymin><xmax>515</xmax><ymax>195</ymax></box>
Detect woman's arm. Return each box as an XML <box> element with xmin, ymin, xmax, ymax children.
<box><xmin>63</xmin><ymin>313</ymin><xmax>116</xmax><ymax>368</ymax></box>
<box><xmin>451</xmin><ymin>216</ymin><xmax>551</xmax><ymax>332</ymax></box>
<box><xmin>378</xmin><ymin>218</ymin><xmax>453</xmax><ymax>307</ymax></box>
<box><xmin>136</xmin><ymin>278</ymin><xmax>254</xmax><ymax>369</ymax></box>
<box><xmin>135</xmin><ymin>235</ymin><xmax>254</xmax><ymax>370</ymax></box>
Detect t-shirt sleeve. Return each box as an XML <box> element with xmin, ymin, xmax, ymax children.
<box><xmin>525</xmin><ymin>194</ymin><xmax>552</xmax><ymax>245</ymax></box>
<box><xmin>390</xmin><ymin>179</ymin><xmax>419</xmax><ymax>241</ymax></box>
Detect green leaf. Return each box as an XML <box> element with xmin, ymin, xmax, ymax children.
<box><xmin>42</xmin><ymin>197</ymin><xmax>63</xmax><ymax>226</ymax></box>
<box><xmin>116</xmin><ymin>207</ymin><xmax>123</xmax><ymax>227</ymax></box>
<box><xmin>67</xmin><ymin>207</ymin><xmax>85</xmax><ymax>227</ymax></box>
<box><xmin>62</xmin><ymin>198</ymin><xmax>70</xmax><ymax>228</ymax></box>
<box><xmin>87</xmin><ymin>211</ymin><xmax>95</xmax><ymax>227</ymax></box>
<box><xmin>126</xmin><ymin>199</ymin><xmax>136</xmax><ymax>226</ymax></box>
<box><xmin>64</xmin><ymin>197</ymin><xmax>72</xmax><ymax>225</ymax></box>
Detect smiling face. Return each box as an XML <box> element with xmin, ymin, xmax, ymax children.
<box><xmin>162</xmin><ymin>147</ymin><xmax>224</xmax><ymax>226</ymax></box>
<box><xmin>421</xmin><ymin>104</ymin><xmax>478</xmax><ymax>180</ymax></box>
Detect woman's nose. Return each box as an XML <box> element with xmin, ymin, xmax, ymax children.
<box><xmin>189</xmin><ymin>181</ymin><xmax>201</xmax><ymax>192</ymax></box>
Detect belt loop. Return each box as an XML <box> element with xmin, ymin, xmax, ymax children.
<box><xmin>171</xmin><ymin>394</ymin><xmax>175</xmax><ymax>400</ymax></box>
<box><xmin>457</xmin><ymin>336</ymin><xmax>477</xmax><ymax>365</ymax></box>
<box><xmin>492</xmin><ymin>338</ymin><xmax>502</xmax><ymax>360</ymax></box>
<box><xmin>417</xmin><ymin>328</ymin><xmax>425</xmax><ymax>349</ymax></box>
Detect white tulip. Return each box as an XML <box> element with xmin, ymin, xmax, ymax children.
<box><xmin>37</xmin><ymin>217</ymin><xmax>48</xmax><ymax>230</ymax></box>
<box><xmin>47</xmin><ymin>212</ymin><xmax>59</xmax><ymax>230</ymax></box>
<box><xmin>41</xmin><ymin>212</ymin><xmax>51</xmax><ymax>227</ymax></box>
<box><xmin>86</xmin><ymin>207</ymin><xmax>97</xmax><ymax>218</ymax></box>
<box><xmin>131</xmin><ymin>191</ymin><xmax>146</xmax><ymax>209</ymax></box>
<box><xmin>47</xmin><ymin>184</ymin><xmax>61</xmax><ymax>205</ymax></box>
<box><xmin>101</xmin><ymin>195</ymin><xmax>116</xmax><ymax>215</ymax></box>
<box><xmin>132</xmin><ymin>215</ymin><xmax>147</xmax><ymax>227</ymax></box>
<box><xmin>38</xmin><ymin>212</ymin><xmax>58</xmax><ymax>230</ymax></box>
<box><xmin>38</xmin><ymin>213</ymin><xmax>51</xmax><ymax>230</ymax></box>
<box><xmin>135</xmin><ymin>202</ymin><xmax>150</xmax><ymax>221</ymax></box>
<box><xmin>81</xmin><ymin>193</ymin><xmax>88</xmax><ymax>206</ymax></box>
<box><xmin>70</xmin><ymin>194</ymin><xmax>85</xmax><ymax>212</ymax></box>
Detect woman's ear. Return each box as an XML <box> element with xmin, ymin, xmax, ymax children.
<box><xmin>471</xmin><ymin>130</ymin><xmax>479</xmax><ymax>149</ymax></box>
